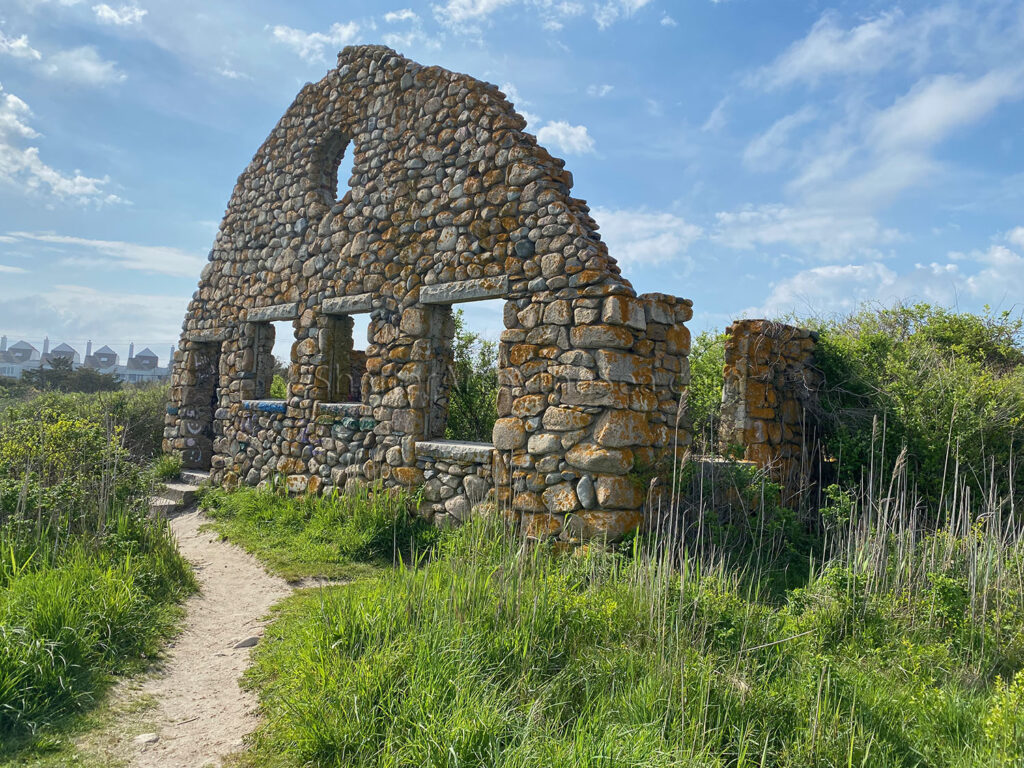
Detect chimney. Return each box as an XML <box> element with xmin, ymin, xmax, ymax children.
<box><xmin>128</xmin><ymin>342</ymin><xmax>135</xmax><ymax>360</ymax></box>
<box><xmin>86</xmin><ymin>340</ymin><xmax>93</xmax><ymax>358</ymax></box>
<box><xmin>43</xmin><ymin>336</ymin><xmax>50</xmax><ymax>355</ymax></box>
<box><xmin>0</xmin><ymin>335</ymin><xmax>6</xmax><ymax>353</ymax></box>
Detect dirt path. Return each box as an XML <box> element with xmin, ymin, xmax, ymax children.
<box><xmin>127</xmin><ymin>508</ymin><xmax>294</xmax><ymax>768</ymax></box>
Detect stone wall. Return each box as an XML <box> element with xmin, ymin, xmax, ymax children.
<box><xmin>164</xmin><ymin>45</ymin><xmax>691</xmax><ymax>541</ymax></box>
<box><xmin>718</xmin><ymin>319</ymin><xmax>820</xmax><ymax>502</ymax></box>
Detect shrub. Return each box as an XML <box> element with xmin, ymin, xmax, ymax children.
<box><xmin>687</xmin><ymin>330</ymin><xmax>727</xmax><ymax>453</ymax></box>
<box><xmin>0</xmin><ymin>389</ymin><xmax>194</xmax><ymax>748</ymax></box>
<box><xmin>807</xmin><ymin>303</ymin><xmax>1024</xmax><ymax>512</ymax></box>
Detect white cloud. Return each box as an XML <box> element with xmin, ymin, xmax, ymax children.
<box><xmin>384</xmin><ymin>9</ymin><xmax>419</xmax><ymax>23</ymax></box>
<box><xmin>433</xmin><ymin>0</ymin><xmax>515</xmax><ymax>27</ymax></box>
<box><xmin>712</xmin><ymin>203</ymin><xmax>900</xmax><ymax>260</ymax></box>
<box><xmin>41</xmin><ymin>46</ymin><xmax>126</xmax><ymax>85</ymax></box>
<box><xmin>591</xmin><ymin>207</ymin><xmax>702</xmax><ymax>268</ymax></box>
<box><xmin>216</xmin><ymin>65</ymin><xmax>250</xmax><ymax>80</ymax></box>
<box><xmin>92</xmin><ymin>3</ymin><xmax>147</xmax><ymax>25</ymax></box>
<box><xmin>0</xmin><ymin>264</ymin><xmax>28</xmax><ymax>274</ymax></box>
<box><xmin>536</xmin><ymin>120</ymin><xmax>595</xmax><ymax>154</ymax></box>
<box><xmin>6</xmin><ymin>232</ymin><xmax>203</xmax><ymax>277</ymax></box>
<box><xmin>270</xmin><ymin>22</ymin><xmax>360</xmax><ymax>63</ymax></box>
<box><xmin>869</xmin><ymin>69</ymin><xmax>1024</xmax><ymax>152</ymax></box>
<box><xmin>1007</xmin><ymin>227</ymin><xmax>1024</xmax><ymax>250</ymax></box>
<box><xmin>660</xmin><ymin>14</ymin><xmax>677</xmax><ymax>27</ymax></box>
<box><xmin>748</xmin><ymin>236</ymin><xmax>1024</xmax><ymax>318</ymax></box>
<box><xmin>748</xmin><ymin>261</ymin><xmax>963</xmax><ymax>317</ymax></box>
<box><xmin>0</xmin><ymin>85</ymin><xmax>122</xmax><ymax>205</ymax></box>
<box><xmin>594</xmin><ymin>0</ymin><xmax>652</xmax><ymax>29</ymax></box>
<box><xmin>0</xmin><ymin>31</ymin><xmax>41</xmax><ymax>60</ymax></box>
<box><xmin>754</xmin><ymin>10</ymin><xmax>921</xmax><ymax>89</ymax></box>
<box><xmin>0</xmin><ymin>285</ymin><xmax>188</xmax><ymax>353</ymax></box>
<box><xmin>701</xmin><ymin>96</ymin><xmax>728</xmax><ymax>132</ymax></box>
<box><xmin>743</xmin><ymin>106</ymin><xmax>817</xmax><ymax>171</ymax></box>
<box><xmin>785</xmin><ymin>67</ymin><xmax>1024</xmax><ymax>209</ymax></box>
<box><xmin>587</xmin><ymin>84</ymin><xmax>613</xmax><ymax>97</ymax></box>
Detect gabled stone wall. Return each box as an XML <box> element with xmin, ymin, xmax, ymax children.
<box><xmin>718</xmin><ymin>319</ymin><xmax>821</xmax><ymax>502</ymax></box>
<box><xmin>164</xmin><ymin>45</ymin><xmax>691</xmax><ymax>541</ymax></box>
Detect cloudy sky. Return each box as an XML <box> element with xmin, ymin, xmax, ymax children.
<box><xmin>1</xmin><ymin>0</ymin><xmax>1023</xmax><ymax>363</ymax></box>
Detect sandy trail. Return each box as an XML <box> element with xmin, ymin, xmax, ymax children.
<box><xmin>128</xmin><ymin>508</ymin><xmax>293</xmax><ymax>768</ymax></box>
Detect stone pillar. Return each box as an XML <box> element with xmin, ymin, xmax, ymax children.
<box><xmin>718</xmin><ymin>319</ymin><xmax>821</xmax><ymax>503</ymax></box>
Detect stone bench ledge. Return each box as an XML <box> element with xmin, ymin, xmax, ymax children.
<box><xmin>415</xmin><ymin>439</ymin><xmax>494</xmax><ymax>464</ymax></box>
<box><xmin>314</xmin><ymin>401</ymin><xmax>372</xmax><ymax>418</ymax></box>
<box><xmin>241</xmin><ymin>400</ymin><xmax>287</xmax><ymax>414</ymax></box>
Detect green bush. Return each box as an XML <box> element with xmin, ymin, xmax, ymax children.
<box><xmin>808</xmin><ymin>303</ymin><xmax>1024</xmax><ymax>511</ymax></box>
<box><xmin>687</xmin><ymin>330</ymin><xmax>727</xmax><ymax>453</ymax></box>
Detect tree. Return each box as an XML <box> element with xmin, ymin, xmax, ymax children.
<box><xmin>22</xmin><ymin>357</ymin><xmax>122</xmax><ymax>393</ymax></box>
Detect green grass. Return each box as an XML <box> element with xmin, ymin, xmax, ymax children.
<box><xmin>230</xmin><ymin>502</ymin><xmax>1024</xmax><ymax>768</ymax></box>
<box><xmin>0</xmin><ymin>388</ymin><xmax>195</xmax><ymax>760</ymax></box>
<box><xmin>199</xmin><ymin>484</ymin><xmax>440</xmax><ymax>582</ymax></box>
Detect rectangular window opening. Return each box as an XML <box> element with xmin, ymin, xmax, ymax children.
<box><xmin>439</xmin><ymin>299</ymin><xmax>503</xmax><ymax>443</ymax></box>
<box><xmin>319</xmin><ymin>310</ymin><xmax>370</xmax><ymax>403</ymax></box>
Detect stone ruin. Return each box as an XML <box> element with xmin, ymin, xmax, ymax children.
<box><xmin>164</xmin><ymin>45</ymin><xmax>693</xmax><ymax>542</ymax></box>
<box><xmin>164</xmin><ymin>46</ymin><xmax>827</xmax><ymax>540</ymax></box>
<box><xmin>718</xmin><ymin>319</ymin><xmax>822</xmax><ymax>503</ymax></box>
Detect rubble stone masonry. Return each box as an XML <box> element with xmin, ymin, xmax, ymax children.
<box><xmin>718</xmin><ymin>320</ymin><xmax>822</xmax><ymax>503</ymax></box>
<box><xmin>164</xmin><ymin>46</ymin><xmax>692</xmax><ymax>541</ymax></box>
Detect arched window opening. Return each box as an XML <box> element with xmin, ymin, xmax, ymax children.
<box><xmin>316</xmin><ymin>132</ymin><xmax>356</xmax><ymax>206</ymax></box>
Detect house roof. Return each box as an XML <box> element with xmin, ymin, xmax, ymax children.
<box><xmin>52</xmin><ymin>343</ymin><xmax>77</xmax><ymax>353</ymax></box>
<box><xmin>95</xmin><ymin>345</ymin><xmax>116</xmax><ymax>355</ymax></box>
<box><xmin>135</xmin><ymin>347</ymin><xmax>158</xmax><ymax>358</ymax></box>
<box><xmin>10</xmin><ymin>340</ymin><xmax>36</xmax><ymax>351</ymax></box>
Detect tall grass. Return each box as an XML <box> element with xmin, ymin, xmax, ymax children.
<box><xmin>237</xmin><ymin>446</ymin><xmax>1024</xmax><ymax>767</ymax></box>
<box><xmin>200</xmin><ymin>483</ymin><xmax>439</xmax><ymax>581</ymax></box>
<box><xmin>0</xmin><ymin>389</ymin><xmax>194</xmax><ymax>751</ymax></box>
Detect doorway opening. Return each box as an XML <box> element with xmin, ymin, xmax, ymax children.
<box><xmin>180</xmin><ymin>342</ymin><xmax>221</xmax><ymax>469</ymax></box>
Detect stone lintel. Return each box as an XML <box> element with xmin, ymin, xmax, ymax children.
<box><xmin>420</xmin><ymin>276</ymin><xmax>508</xmax><ymax>305</ymax></box>
<box><xmin>242</xmin><ymin>400</ymin><xmax>287</xmax><ymax>414</ymax></box>
<box><xmin>415</xmin><ymin>439</ymin><xmax>494</xmax><ymax>464</ymax></box>
<box><xmin>186</xmin><ymin>328</ymin><xmax>229</xmax><ymax>342</ymax></box>
<box><xmin>323</xmin><ymin>294</ymin><xmax>374</xmax><ymax>314</ymax></box>
<box><xmin>315</xmin><ymin>401</ymin><xmax>372</xmax><ymax>418</ymax></box>
<box><xmin>246</xmin><ymin>303</ymin><xmax>299</xmax><ymax>322</ymax></box>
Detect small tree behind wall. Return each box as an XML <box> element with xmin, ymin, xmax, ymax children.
<box><xmin>445</xmin><ymin>309</ymin><xmax>498</xmax><ymax>443</ymax></box>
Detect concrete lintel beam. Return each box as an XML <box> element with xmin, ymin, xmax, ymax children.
<box><xmin>246</xmin><ymin>303</ymin><xmax>299</xmax><ymax>322</ymax></box>
<box><xmin>323</xmin><ymin>294</ymin><xmax>374</xmax><ymax>314</ymax></box>
<box><xmin>420</xmin><ymin>276</ymin><xmax>508</xmax><ymax>305</ymax></box>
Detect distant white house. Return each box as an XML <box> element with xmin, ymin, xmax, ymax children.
<box><xmin>0</xmin><ymin>335</ymin><xmax>173</xmax><ymax>383</ymax></box>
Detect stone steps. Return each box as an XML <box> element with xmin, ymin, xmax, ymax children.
<box><xmin>149</xmin><ymin>468</ymin><xmax>210</xmax><ymax>516</ymax></box>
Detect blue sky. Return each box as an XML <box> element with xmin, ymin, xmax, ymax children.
<box><xmin>1</xmin><ymin>0</ymin><xmax>1023</xmax><ymax>364</ymax></box>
